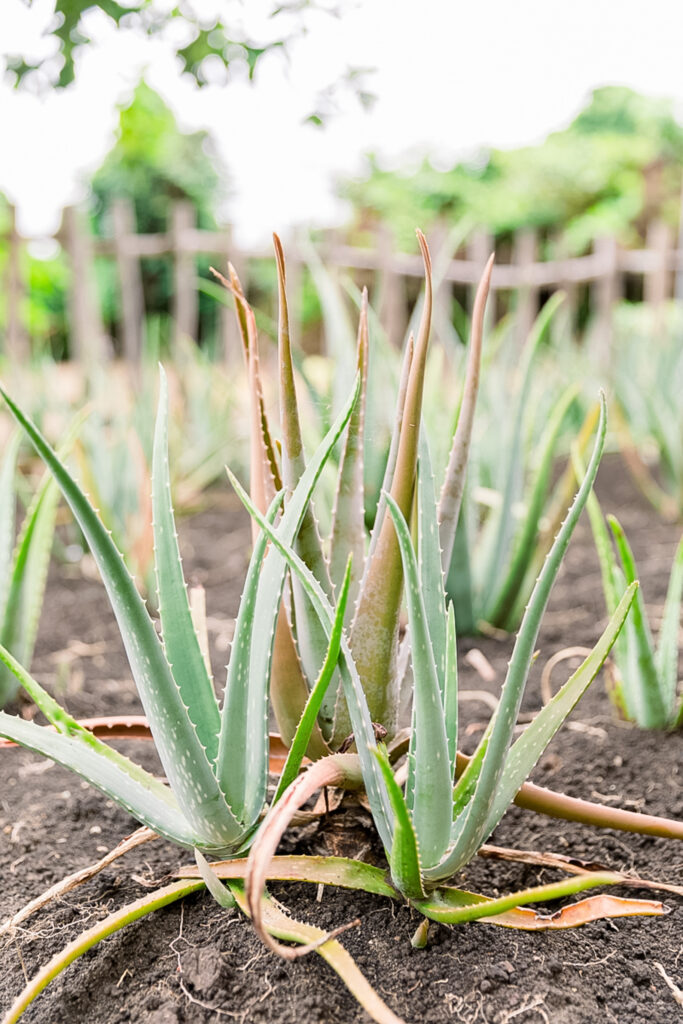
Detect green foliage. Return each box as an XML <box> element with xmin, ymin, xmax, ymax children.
<box><xmin>583</xmin><ymin>479</ymin><xmax>683</xmax><ymax>729</ymax></box>
<box><xmin>612</xmin><ymin>301</ymin><xmax>683</xmax><ymax>520</ymax></box>
<box><xmin>344</xmin><ymin>87</ymin><xmax>683</xmax><ymax>252</ymax></box>
<box><xmin>0</xmin><ymin>433</ymin><xmax>62</xmax><ymax>706</ymax></box>
<box><xmin>6</xmin><ymin>1</ymin><xmax>288</xmax><ymax>91</ymax></box>
<box><xmin>90</xmin><ymin>80</ymin><xmax>224</xmax><ymax>349</ymax></box>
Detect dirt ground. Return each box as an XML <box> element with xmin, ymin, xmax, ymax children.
<box><xmin>1</xmin><ymin>455</ymin><xmax>682</xmax><ymax>1024</ymax></box>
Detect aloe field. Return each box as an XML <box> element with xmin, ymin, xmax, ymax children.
<box><xmin>0</xmin><ymin>226</ymin><xmax>680</xmax><ymax>1024</ymax></box>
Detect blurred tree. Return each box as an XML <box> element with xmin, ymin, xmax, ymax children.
<box><xmin>5</xmin><ymin>1</ymin><xmax>374</xmax><ymax>125</ymax></box>
<box><xmin>89</xmin><ymin>79</ymin><xmax>224</xmax><ymax>350</ymax></box>
<box><xmin>344</xmin><ymin>87</ymin><xmax>683</xmax><ymax>254</ymax></box>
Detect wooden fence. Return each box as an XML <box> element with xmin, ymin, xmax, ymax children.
<box><xmin>3</xmin><ymin>197</ymin><xmax>683</xmax><ymax>363</ymax></box>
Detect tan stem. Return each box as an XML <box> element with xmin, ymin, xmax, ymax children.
<box><xmin>246</xmin><ymin>754</ymin><xmax>362</xmax><ymax>959</ymax></box>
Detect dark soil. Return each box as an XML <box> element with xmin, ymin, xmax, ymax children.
<box><xmin>2</xmin><ymin>456</ymin><xmax>683</xmax><ymax>1024</ymax></box>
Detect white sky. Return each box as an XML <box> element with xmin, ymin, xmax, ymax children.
<box><xmin>2</xmin><ymin>0</ymin><xmax>683</xmax><ymax>245</ymax></box>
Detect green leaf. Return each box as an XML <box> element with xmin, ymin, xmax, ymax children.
<box><xmin>0</xmin><ymin>710</ymin><xmax>201</xmax><ymax>850</ymax></box>
<box><xmin>274</xmin><ymin>558</ymin><xmax>352</xmax><ymax>803</ymax></box>
<box><xmin>153</xmin><ymin>367</ymin><xmax>220</xmax><ymax>762</ymax></box>
<box><xmin>608</xmin><ymin>516</ymin><xmax>669</xmax><ymax>728</ymax></box>
<box><xmin>0</xmin><ymin>382</ymin><xmax>240</xmax><ymax>847</ymax></box>
<box><xmin>486</xmin><ymin>383</ymin><xmax>577</xmax><ymax>629</ymax></box>
<box><xmin>476</xmin><ymin>582</ymin><xmax>638</xmax><ymax>847</ymax></box>
<box><xmin>385</xmin><ymin>493</ymin><xmax>452</xmax><ymax>868</ymax></box>
<box><xmin>437</xmin><ymin>392</ymin><xmax>607</xmax><ymax>877</ymax></box>
<box><xmin>480</xmin><ymin>292</ymin><xmax>566</xmax><ymax>612</ymax></box>
<box><xmin>227</xmin><ymin>471</ymin><xmax>394</xmax><ymax>851</ymax></box>
<box><xmin>374</xmin><ymin>747</ymin><xmax>425</xmax><ymax>899</ymax></box>
<box><xmin>657</xmin><ymin>533</ymin><xmax>683</xmax><ymax>721</ymax></box>
<box><xmin>0</xmin><ymin>431</ymin><xmax>20</xmax><ymax>619</ymax></box>
<box><xmin>217</xmin><ymin>375</ymin><xmax>360</xmax><ymax>826</ymax></box>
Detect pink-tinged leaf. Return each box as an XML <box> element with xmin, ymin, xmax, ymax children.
<box><xmin>246</xmin><ymin>754</ymin><xmax>363</xmax><ymax>958</ymax></box>
<box><xmin>213</xmin><ymin>263</ymin><xmax>281</xmax><ymax>522</ymax></box>
<box><xmin>329</xmin><ymin>287</ymin><xmax>369</xmax><ymax>616</ymax></box>
<box><xmin>349</xmin><ymin>231</ymin><xmax>433</xmax><ymax>739</ymax></box>
<box><xmin>439</xmin><ymin>253</ymin><xmax>494</xmax><ymax>568</ymax></box>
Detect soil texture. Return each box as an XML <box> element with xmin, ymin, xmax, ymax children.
<box><xmin>1</xmin><ymin>457</ymin><xmax>683</xmax><ymax>1024</ymax></box>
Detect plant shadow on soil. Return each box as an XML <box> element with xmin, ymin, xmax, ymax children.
<box><xmin>1</xmin><ymin>456</ymin><xmax>683</xmax><ymax>1024</ymax></box>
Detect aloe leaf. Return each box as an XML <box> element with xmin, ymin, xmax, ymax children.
<box><xmin>608</xmin><ymin>515</ymin><xmax>669</xmax><ymax>728</ymax></box>
<box><xmin>273</xmin><ymin>236</ymin><xmax>337</xmax><ymax>730</ymax></box>
<box><xmin>366</xmin><ymin>332</ymin><xmax>414</xmax><ymax>564</ymax></box>
<box><xmin>153</xmin><ymin>367</ymin><xmax>220</xmax><ymax>761</ymax></box>
<box><xmin>0</xmin><ymin>383</ymin><xmax>240</xmax><ymax>846</ymax></box>
<box><xmin>217</xmin><ymin>489</ymin><xmax>284</xmax><ymax>818</ymax></box>
<box><xmin>445</xmin><ymin>498</ymin><xmax>476</xmax><ymax>635</ymax></box>
<box><xmin>0</xmin><ymin>464</ymin><xmax>60</xmax><ymax>705</ymax></box>
<box><xmin>0</xmin><ymin>711</ymin><xmax>201</xmax><ymax>849</ymax></box>
<box><xmin>416</xmin><ymin>438</ymin><xmax>447</xmax><ymax>691</ymax></box>
<box><xmin>444</xmin><ymin>601</ymin><xmax>458</xmax><ymax>779</ymax></box>
<box><xmin>2</xmin><ymin>878</ymin><xmax>204</xmax><ymax>1024</ymax></box>
<box><xmin>470</xmin><ymin>582</ymin><xmax>638</xmax><ymax>849</ymax></box>
<box><xmin>270</xmin><ymin>606</ymin><xmax>329</xmax><ymax>757</ymax></box>
<box><xmin>414</xmin><ymin>872</ymin><xmax>636</xmax><ymax>926</ymax></box>
<box><xmin>486</xmin><ymin>383</ymin><xmax>578</xmax><ymax>629</ymax></box>
<box><xmin>480</xmin><ymin>292</ymin><xmax>566</xmax><ymax>612</ymax></box>
<box><xmin>194</xmin><ymin>849</ymin><xmax>236</xmax><ymax>908</ymax></box>
<box><xmin>226</xmin><ymin>265</ymin><xmax>282</xmax><ymax>515</ymax></box>
<box><xmin>385</xmin><ymin>493</ymin><xmax>452</xmax><ymax>867</ymax></box>
<box><xmin>350</xmin><ymin>232</ymin><xmax>433</xmax><ymax>737</ymax></box>
<box><xmin>0</xmin><ymin>431</ymin><xmax>20</xmax><ymax>618</ymax></box>
<box><xmin>438</xmin><ymin>253</ymin><xmax>493</xmax><ymax>568</ymax></box>
<box><xmin>217</xmin><ymin>376</ymin><xmax>360</xmax><ymax>826</ymax></box>
<box><xmin>226</xmin><ymin>471</ymin><xmax>393</xmax><ymax>851</ymax></box>
<box><xmin>0</xmin><ymin>641</ymin><xmax>180</xmax><ymax>806</ymax></box>
<box><xmin>374</xmin><ymin>747</ymin><xmax>425</xmax><ymax>899</ymax></box>
<box><xmin>274</xmin><ymin>558</ymin><xmax>352</xmax><ymax>803</ymax></box>
<box><xmin>656</xmin><ymin>533</ymin><xmax>683</xmax><ymax>720</ymax></box>
<box><xmin>179</xmin><ymin>853</ymin><xmax>398</xmax><ymax>898</ymax></box>
<box><xmin>438</xmin><ymin>393</ymin><xmax>607</xmax><ymax>876</ymax></box>
<box><xmin>329</xmin><ymin>289</ymin><xmax>369</xmax><ymax>618</ymax></box>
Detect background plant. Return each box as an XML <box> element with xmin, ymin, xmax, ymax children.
<box><xmin>582</xmin><ymin>476</ymin><xmax>683</xmax><ymax>729</ymax></box>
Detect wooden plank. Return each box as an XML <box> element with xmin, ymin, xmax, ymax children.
<box><xmin>549</xmin><ymin>232</ymin><xmax>578</xmax><ymax>344</ymax></box>
<box><xmin>467</xmin><ymin>229</ymin><xmax>494</xmax><ymax>338</ymax></box>
<box><xmin>375</xmin><ymin>223</ymin><xmax>406</xmax><ymax>348</ymax></box>
<box><xmin>171</xmin><ymin>201</ymin><xmax>198</xmax><ymax>351</ymax></box>
<box><xmin>592</xmin><ymin>236</ymin><xmax>621</xmax><ymax>368</ymax></box>
<box><xmin>513</xmin><ymin>228</ymin><xmax>538</xmax><ymax>344</ymax></box>
<box><xmin>61</xmin><ymin>205</ymin><xmax>108</xmax><ymax>364</ymax></box>
<box><xmin>4</xmin><ymin>205</ymin><xmax>28</xmax><ymax>360</ymax></box>
<box><xmin>112</xmin><ymin>198</ymin><xmax>144</xmax><ymax>362</ymax></box>
<box><xmin>643</xmin><ymin>219</ymin><xmax>674</xmax><ymax>308</ymax></box>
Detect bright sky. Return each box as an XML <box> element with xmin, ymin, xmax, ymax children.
<box><xmin>2</xmin><ymin>0</ymin><xmax>683</xmax><ymax>244</ymax></box>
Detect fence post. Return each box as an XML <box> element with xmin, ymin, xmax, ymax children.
<box><xmin>112</xmin><ymin>198</ymin><xmax>144</xmax><ymax>362</ymax></box>
<box><xmin>61</xmin><ymin>205</ymin><xmax>107</xmax><ymax>364</ymax></box>
<box><xmin>467</xmin><ymin>229</ymin><xmax>495</xmax><ymax>338</ymax></box>
<box><xmin>218</xmin><ymin>224</ymin><xmax>249</xmax><ymax>365</ymax></box>
<box><xmin>375</xmin><ymin>223</ymin><xmax>406</xmax><ymax>348</ymax></box>
<box><xmin>644</xmin><ymin>219</ymin><xmax>674</xmax><ymax>309</ymax></box>
<box><xmin>4</xmin><ymin>205</ymin><xmax>28</xmax><ymax>360</ymax></box>
<box><xmin>513</xmin><ymin>228</ymin><xmax>538</xmax><ymax>344</ymax></box>
<box><xmin>428</xmin><ymin>217</ymin><xmax>452</xmax><ymax>347</ymax></box>
<box><xmin>549</xmin><ymin>232</ymin><xmax>578</xmax><ymax>344</ymax></box>
<box><xmin>171</xmin><ymin>201</ymin><xmax>198</xmax><ymax>351</ymax></box>
<box><xmin>592</xmin><ymin>236</ymin><xmax>620</xmax><ymax>368</ymax></box>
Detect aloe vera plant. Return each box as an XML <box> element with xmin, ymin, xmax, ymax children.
<box><xmin>0</xmin><ymin>430</ymin><xmax>61</xmax><ymax>706</ymax></box>
<box><xmin>3</xmin><ymin>236</ymin><xmax>683</xmax><ymax>1024</ymax></box>
<box><xmin>582</xmin><ymin>477</ymin><xmax>683</xmax><ymax>728</ymax></box>
<box><xmin>444</xmin><ymin>293</ymin><xmax>586</xmax><ymax>634</ymax></box>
